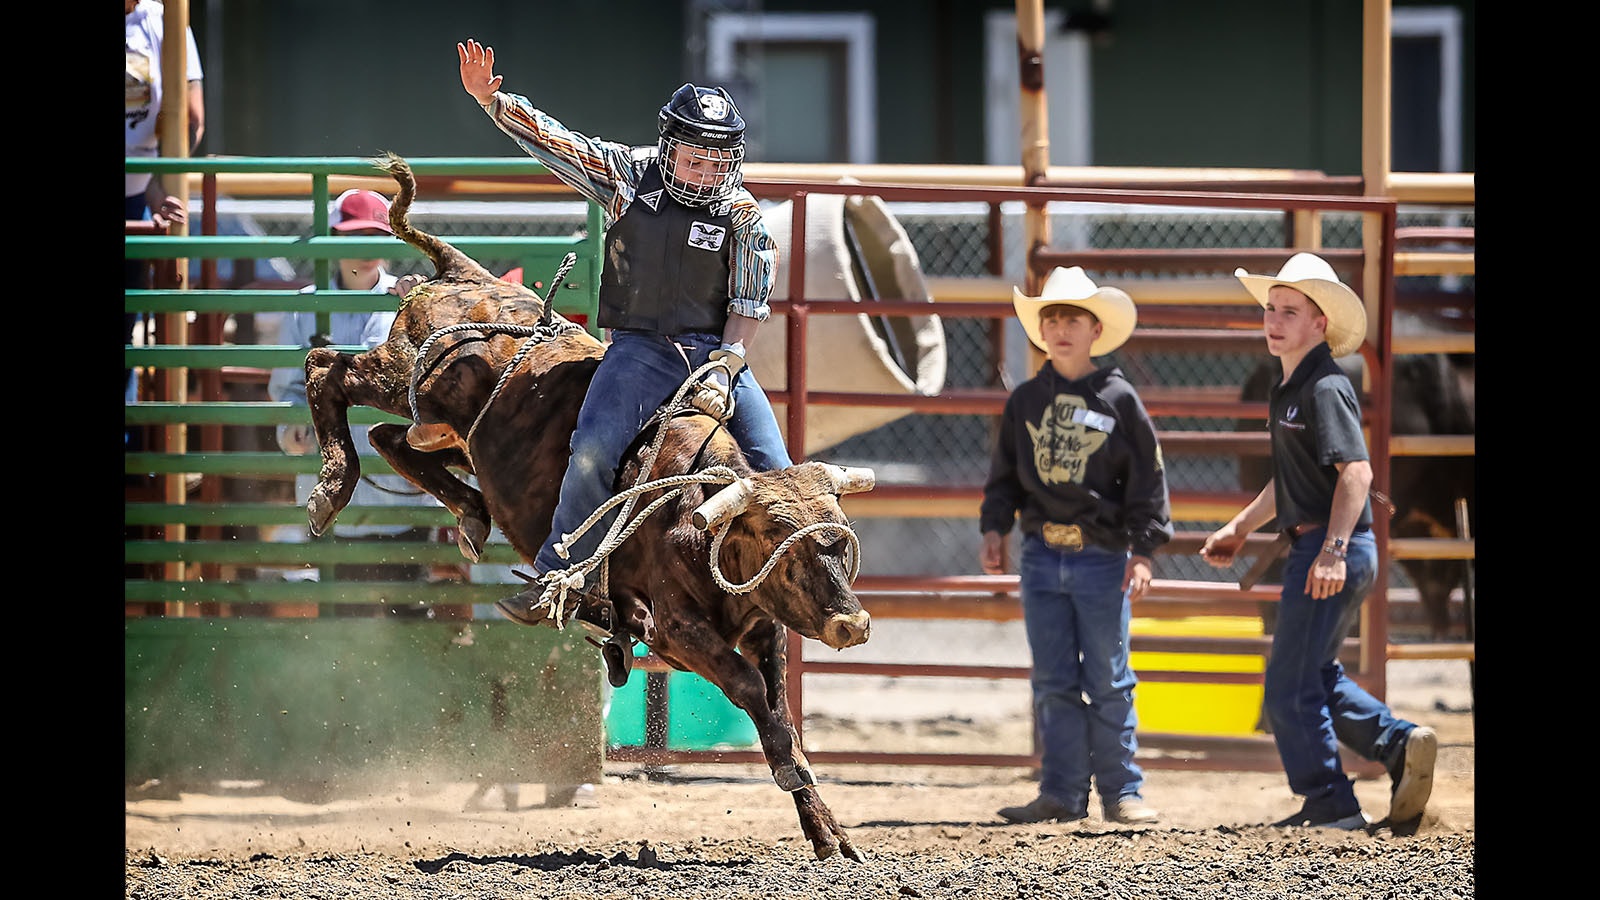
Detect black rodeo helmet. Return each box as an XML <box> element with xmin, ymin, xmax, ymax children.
<box><xmin>657</xmin><ymin>83</ymin><xmax>746</xmax><ymax>207</ymax></box>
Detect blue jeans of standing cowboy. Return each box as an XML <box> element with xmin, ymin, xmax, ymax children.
<box><xmin>533</xmin><ymin>328</ymin><xmax>794</xmax><ymax>577</ymax></box>
<box><xmin>1018</xmin><ymin>533</ymin><xmax>1146</xmax><ymax>813</ymax></box>
<box><xmin>1266</xmin><ymin>526</ymin><xmax>1415</xmax><ymax>815</ymax></box>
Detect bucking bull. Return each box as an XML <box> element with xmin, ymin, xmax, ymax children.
<box><xmin>302</xmin><ymin>152</ymin><xmax>874</xmax><ymax>861</ymax></box>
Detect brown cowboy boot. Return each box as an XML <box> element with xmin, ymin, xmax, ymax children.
<box><xmin>497</xmin><ymin>570</ymin><xmax>637</xmax><ymax>688</ymax></box>
<box><xmin>495</xmin><ymin>569</ymin><xmax>615</xmax><ymax>633</ymax></box>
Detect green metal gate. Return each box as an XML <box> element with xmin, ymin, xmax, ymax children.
<box><xmin>125</xmin><ymin>157</ymin><xmax>607</xmax><ymax>795</ymax></box>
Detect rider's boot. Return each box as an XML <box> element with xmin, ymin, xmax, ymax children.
<box><xmin>496</xmin><ymin>570</ymin><xmax>636</xmax><ymax>687</ymax></box>
<box><xmin>495</xmin><ymin>569</ymin><xmax>614</xmax><ymax>632</ymax></box>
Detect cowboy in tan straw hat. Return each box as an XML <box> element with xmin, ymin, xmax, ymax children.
<box><xmin>1011</xmin><ymin>265</ymin><xmax>1138</xmax><ymax>361</ymax></box>
<box><xmin>1234</xmin><ymin>252</ymin><xmax>1367</xmax><ymax>360</ymax></box>
<box><xmin>982</xmin><ymin>265</ymin><xmax>1171</xmax><ymax>828</ymax></box>
<box><xmin>1201</xmin><ymin>248</ymin><xmax>1437</xmax><ymax>831</ymax></box>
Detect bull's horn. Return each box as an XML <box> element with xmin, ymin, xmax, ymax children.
<box><xmin>821</xmin><ymin>464</ymin><xmax>876</xmax><ymax>495</ymax></box>
<box><xmin>692</xmin><ymin>478</ymin><xmax>755</xmax><ymax>531</ymax></box>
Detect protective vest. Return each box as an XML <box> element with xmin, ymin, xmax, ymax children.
<box><xmin>597</xmin><ymin>159</ymin><xmax>732</xmax><ymax>335</ymax></box>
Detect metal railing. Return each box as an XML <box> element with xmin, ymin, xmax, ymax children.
<box><xmin>126</xmin><ymin>159</ymin><xmax>1474</xmax><ymax>773</ymax></box>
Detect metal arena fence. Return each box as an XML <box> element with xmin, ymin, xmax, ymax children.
<box><xmin>184</xmin><ymin>196</ymin><xmax>1473</xmax><ymax>590</ymax></box>
<box><xmin>127</xmin><ymin>159</ymin><xmax>1474</xmax><ymax>779</ymax></box>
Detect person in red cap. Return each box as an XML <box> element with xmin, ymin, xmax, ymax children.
<box><xmin>260</xmin><ymin>189</ymin><xmax>451</xmax><ymax>614</ymax></box>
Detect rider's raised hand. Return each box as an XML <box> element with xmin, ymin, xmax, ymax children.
<box><xmin>458</xmin><ymin>39</ymin><xmax>503</xmax><ymax>106</ymax></box>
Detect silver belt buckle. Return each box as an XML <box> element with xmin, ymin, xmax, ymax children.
<box><xmin>1042</xmin><ymin>522</ymin><xmax>1084</xmax><ymax>552</ymax></box>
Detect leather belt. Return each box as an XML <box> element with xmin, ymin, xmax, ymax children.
<box><xmin>1041</xmin><ymin>522</ymin><xmax>1085</xmax><ymax>552</ymax></box>
<box><xmin>1288</xmin><ymin>522</ymin><xmax>1323</xmax><ymax>537</ymax></box>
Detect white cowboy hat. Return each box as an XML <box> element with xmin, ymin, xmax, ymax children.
<box><xmin>1235</xmin><ymin>252</ymin><xmax>1367</xmax><ymax>358</ymax></box>
<box><xmin>1011</xmin><ymin>266</ymin><xmax>1137</xmax><ymax>356</ymax></box>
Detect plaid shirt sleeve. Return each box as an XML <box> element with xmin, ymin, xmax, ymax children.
<box><xmin>727</xmin><ymin>192</ymin><xmax>776</xmax><ymax>321</ymax></box>
<box><xmin>481</xmin><ymin>91</ymin><xmax>640</xmax><ymax>223</ymax></box>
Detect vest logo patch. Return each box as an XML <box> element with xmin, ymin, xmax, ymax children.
<box><xmin>709</xmin><ymin>200</ymin><xmax>732</xmax><ymax>217</ymax></box>
<box><xmin>687</xmin><ymin>221</ymin><xmax>726</xmax><ymax>251</ymax></box>
<box><xmin>639</xmin><ymin>189</ymin><xmax>663</xmax><ymax>212</ymax></box>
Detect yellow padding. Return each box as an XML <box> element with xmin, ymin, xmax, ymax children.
<box><xmin>1130</xmin><ymin>616</ymin><xmax>1265</xmax><ymax>736</ymax></box>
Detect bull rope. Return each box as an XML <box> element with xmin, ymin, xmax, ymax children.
<box><xmin>408</xmin><ymin>319</ymin><xmax>584</xmax><ymax>461</ymax></box>
<box><xmin>408</xmin><ymin>252</ymin><xmax>584</xmax><ymax>459</ymax></box>
<box><xmin>534</xmin><ymin>357</ymin><xmax>739</xmax><ymax>622</ymax></box>
<box><xmin>706</xmin><ymin>520</ymin><xmax>861</xmax><ymax>594</ymax></box>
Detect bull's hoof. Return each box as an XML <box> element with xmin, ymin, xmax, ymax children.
<box><xmin>457</xmin><ymin>516</ymin><xmax>489</xmax><ymax>562</ymax></box>
<box><xmin>773</xmin><ymin>763</ymin><xmax>816</xmax><ymax>793</ymax></box>
<box><xmin>306</xmin><ymin>489</ymin><xmax>337</xmax><ymax>537</ymax></box>
<box><xmin>406</xmin><ymin>421</ymin><xmax>463</xmax><ymax>453</ymax></box>
<box><xmin>809</xmin><ymin>832</ymin><xmax>863</xmax><ymax>862</ymax></box>
<box><xmin>601</xmin><ymin>636</ymin><xmax>635</xmax><ymax>688</ymax></box>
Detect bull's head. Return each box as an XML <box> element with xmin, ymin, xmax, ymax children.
<box><xmin>692</xmin><ymin>462</ymin><xmax>875</xmax><ymax>650</ymax></box>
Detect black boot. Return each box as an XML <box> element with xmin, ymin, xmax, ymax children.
<box><xmin>601</xmin><ymin>633</ymin><xmax>635</xmax><ymax>688</ymax></box>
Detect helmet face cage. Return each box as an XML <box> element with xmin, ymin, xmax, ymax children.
<box><xmin>657</xmin><ymin>83</ymin><xmax>746</xmax><ymax>207</ymax></box>
<box><xmin>658</xmin><ymin>136</ymin><xmax>744</xmax><ymax>206</ymax></box>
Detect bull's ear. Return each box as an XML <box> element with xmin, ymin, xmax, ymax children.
<box><xmin>693</xmin><ymin>478</ymin><xmax>754</xmax><ymax>531</ymax></box>
<box><xmin>820</xmin><ymin>464</ymin><xmax>876</xmax><ymax>495</ymax></box>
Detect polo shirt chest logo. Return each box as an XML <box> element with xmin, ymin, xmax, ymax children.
<box><xmin>1278</xmin><ymin>404</ymin><xmax>1306</xmax><ymax>431</ymax></box>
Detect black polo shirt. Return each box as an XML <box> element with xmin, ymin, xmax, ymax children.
<box><xmin>1268</xmin><ymin>342</ymin><xmax>1373</xmax><ymax>533</ymax></box>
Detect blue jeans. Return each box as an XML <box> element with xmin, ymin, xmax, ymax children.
<box><xmin>1265</xmin><ymin>526</ymin><xmax>1413</xmax><ymax>813</ymax></box>
<box><xmin>534</xmin><ymin>329</ymin><xmax>793</xmax><ymax>576</ymax></box>
<box><xmin>1018</xmin><ymin>534</ymin><xmax>1144</xmax><ymax>812</ymax></box>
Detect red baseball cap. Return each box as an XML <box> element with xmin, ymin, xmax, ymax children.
<box><xmin>499</xmin><ymin>267</ymin><xmax>546</xmax><ymax>290</ymax></box>
<box><xmin>332</xmin><ymin>189</ymin><xmax>393</xmax><ymax>234</ymax></box>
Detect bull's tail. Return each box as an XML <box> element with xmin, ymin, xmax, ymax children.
<box><xmin>374</xmin><ymin>151</ymin><xmax>500</xmax><ymax>285</ymax></box>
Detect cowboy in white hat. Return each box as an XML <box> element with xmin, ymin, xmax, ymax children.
<box><xmin>979</xmin><ymin>266</ymin><xmax>1171</xmax><ymax>828</ymax></box>
<box><xmin>1199</xmin><ymin>251</ymin><xmax>1437</xmax><ymax>830</ymax></box>
<box><xmin>1234</xmin><ymin>251</ymin><xmax>1368</xmax><ymax>365</ymax></box>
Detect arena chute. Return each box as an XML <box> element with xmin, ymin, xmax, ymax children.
<box><xmin>751</xmin><ymin>188</ymin><xmax>947</xmax><ymax>455</ymax></box>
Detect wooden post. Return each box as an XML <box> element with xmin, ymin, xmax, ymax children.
<box><xmin>1359</xmin><ymin>0</ymin><xmax>1393</xmax><ymax>693</ymax></box>
<box><xmin>159</xmin><ymin>0</ymin><xmax>192</xmax><ymax>597</ymax></box>
<box><xmin>1361</xmin><ymin>0</ymin><xmax>1391</xmax><ymax>351</ymax></box>
<box><xmin>1016</xmin><ymin>0</ymin><xmax>1052</xmax><ymax>372</ymax></box>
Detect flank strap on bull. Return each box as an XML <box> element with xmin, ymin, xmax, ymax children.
<box><xmin>407</xmin><ymin>253</ymin><xmax>584</xmax><ymax>461</ymax></box>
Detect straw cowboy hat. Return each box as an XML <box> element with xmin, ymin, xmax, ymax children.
<box><xmin>1012</xmin><ymin>266</ymin><xmax>1137</xmax><ymax>357</ymax></box>
<box><xmin>1235</xmin><ymin>252</ymin><xmax>1367</xmax><ymax>358</ymax></box>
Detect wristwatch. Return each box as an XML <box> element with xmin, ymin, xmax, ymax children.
<box><xmin>1322</xmin><ymin>536</ymin><xmax>1347</xmax><ymax>559</ymax></box>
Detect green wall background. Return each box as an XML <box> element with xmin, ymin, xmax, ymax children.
<box><xmin>181</xmin><ymin>1</ymin><xmax>1472</xmax><ymax>176</ymax></box>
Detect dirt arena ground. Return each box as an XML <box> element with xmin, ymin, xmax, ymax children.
<box><xmin>125</xmin><ymin>655</ymin><xmax>1475</xmax><ymax>899</ymax></box>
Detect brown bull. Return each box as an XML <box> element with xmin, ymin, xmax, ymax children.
<box><xmin>301</xmin><ymin>152</ymin><xmax>874</xmax><ymax>861</ymax></box>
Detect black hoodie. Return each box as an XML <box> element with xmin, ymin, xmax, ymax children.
<box><xmin>980</xmin><ymin>362</ymin><xmax>1173</xmax><ymax>558</ymax></box>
